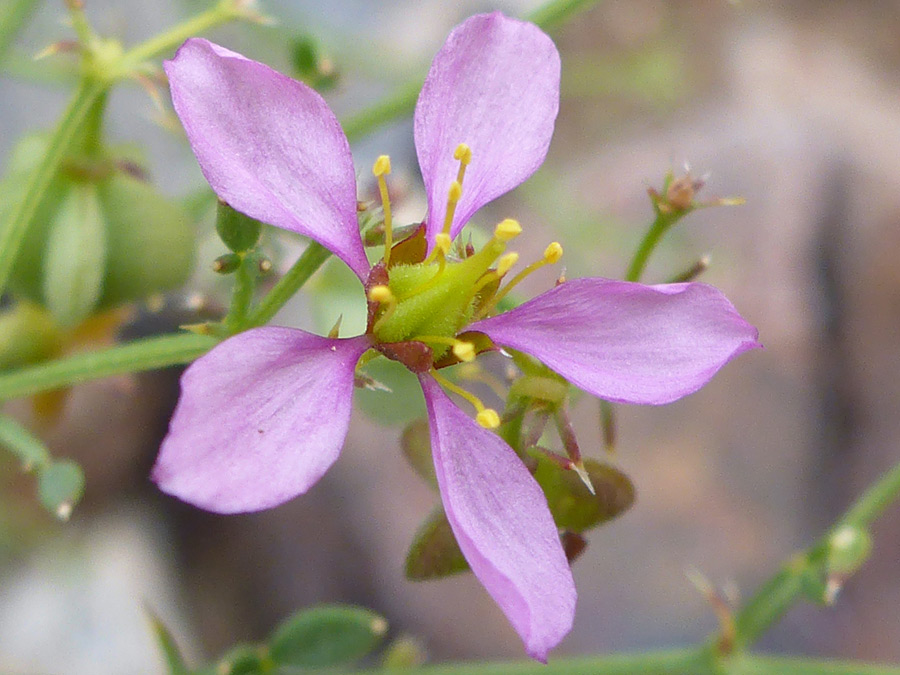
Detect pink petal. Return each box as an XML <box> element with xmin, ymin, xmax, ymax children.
<box><xmin>165</xmin><ymin>39</ymin><xmax>369</xmax><ymax>279</ymax></box>
<box><xmin>152</xmin><ymin>328</ymin><xmax>370</xmax><ymax>513</ymax></box>
<box><xmin>418</xmin><ymin>375</ymin><xmax>575</xmax><ymax>661</ymax></box>
<box><xmin>415</xmin><ymin>13</ymin><xmax>560</xmax><ymax>244</ymax></box>
<box><xmin>470</xmin><ymin>278</ymin><xmax>761</xmax><ymax>405</ymax></box>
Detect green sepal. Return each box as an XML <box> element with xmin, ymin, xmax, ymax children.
<box><xmin>268</xmin><ymin>604</ymin><xmax>388</xmax><ymax>669</ymax></box>
<box><xmin>531</xmin><ymin>453</ymin><xmax>635</xmax><ymax>532</ymax></box>
<box><xmin>42</xmin><ymin>181</ymin><xmax>107</xmax><ymax>326</ymax></box>
<box><xmin>146</xmin><ymin>607</ymin><xmax>190</xmax><ymax>675</ymax></box>
<box><xmin>216</xmin><ymin>201</ymin><xmax>261</xmax><ymax>253</ymax></box>
<box><xmin>37</xmin><ymin>459</ymin><xmax>85</xmax><ymax>520</ymax></box>
<box><xmin>400</xmin><ymin>418</ymin><xmax>437</xmax><ymax>490</ymax></box>
<box><xmin>405</xmin><ymin>506</ymin><xmax>469</xmax><ymax>580</ymax></box>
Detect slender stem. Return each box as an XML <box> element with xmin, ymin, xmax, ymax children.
<box><xmin>341</xmin><ymin>0</ymin><xmax>602</xmax><ymax>144</ymax></box>
<box><xmin>0</xmin><ymin>0</ymin><xmax>39</xmax><ymax>64</ymax></box>
<box><xmin>362</xmin><ymin>649</ymin><xmax>706</xmax><ymax>675</ymax></box>
<box><xmin>624</xmin><ymin>212</ymin><xmax>676</xmax><ymax>282</ymax></box>
<box><xmin>118</xmin><ymin>1</ymin><xmax>239</xmax><ymax>70</ymax></box>
<box><xmin>245</xmin><ymin>242</ymin><xmax>333</xmax><ymax>327</ymax></box>
<box><xmin>0</xmin><ymin>414</ymin><xmax>51</xmax><ymax>468</ymax></box>
<box><xmin>736</xmin><ymin>655</ymin><xmax>900</xmax><ymax>675</ymax></box>
<box><xmin>731</xmin><ymin>458</ymin><xmax>900</xmax><ymax>651</ymax></box>
<box><xmin>0</xmin><ymin>333</ymin><xmax>217</xmax><ymax>401</ymax></box>
<box><xmin>225</xmin><ymin>254</ymin><xmax>257</xmax><ymax>331</ymax></box>
<box><xmin>0</xmin><ymin>77</ymin><xmax>107</xmax><ymax>296</ymax></box>
<box><xmin>526</xmin><ymin>0</ymin><xmax>601</xmax><ymax>31</ymax></box>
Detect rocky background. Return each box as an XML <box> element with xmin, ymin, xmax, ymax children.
<box><xmin>1</xmin><ymin>0</ymin><xmax>899</xmax><ymax>672</ymax></box>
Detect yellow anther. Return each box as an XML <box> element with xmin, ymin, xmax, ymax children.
<box><xmin>543</xmin><ymin>242</ymin><xmax>563</xmax><ymax>264</ymax></box>
<box><xmin>373</xmin><ymin>155</ymin><xmax>394</xmax><ymax>265</ymax></box>
<box><xmin>452</xmin><ymin>341</ymin><xmax>476</xmax><ymax>362</ymax></box>
<box><xmin>368</xmin><ymin>285</ymin><xmax>394</xmax><ymax>304</ymax></box>
<box><xmin>434</xmin><ymin>232</ymin><xmax>452</xmax><ymax>255</ymax></box>
<box><xmin>454</xmin><ymin>143</ymin><xmax>472</xmax><ymax>166</ymax></box>
<box><xmin>494</xmin><ymin>218</ymin><xmax>522</xmax><ymax>242</ymax></box>
<box><xmin>476</xmin><ymin>409</ymin><xmax>501</xmax><ymax>429</ymax></box>
<box><xmin>447</xmin><ymin>180</ymin><xmax>462</xmax><ymax>205</ymax></box>
<box><xmin>497</xmin><ymin>252</ymin><xmax>519</xmax><ymax>277</ymax></box>
<box><xmin>372</xmin><ymin>155</ymin><xmax>392</xmax><ymax>176</ymax></box>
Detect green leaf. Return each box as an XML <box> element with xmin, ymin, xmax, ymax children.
<box><xmin>405</xmin><ymin>507</ymin><xmax>469</xmax><ymax>581</ymax></box>
<box><xmin>146</xmin><ymin>607</ymin><xmax>190</xmax><ymax>675</ymax></box>
<box><xmin>268</xmin><ymin>605</ymin><xmax>387</xmax><ymax>669</ymax></box>
<box><xmin>532</xmin><ymin>454</ymin><xmax>635</xmax><ymax>532</ymax></box>
<box><xmin>42</xmin><ymin>182</ymin><xmax>107</xmax><ymax>326</ymax></box>
<box><xmin>400</xmin><ymin>418</ymin><xmax>437</xmax><ymax>490</ymax></box>
<box><xmin>214</xmin><ymin>644</ymin><xmax>265</xmax><ymax>675</ymax></box>
<box><xmin>37</xmin><ymin>459</ymin><xmax>85</xmax><ymax>520</ymax></box>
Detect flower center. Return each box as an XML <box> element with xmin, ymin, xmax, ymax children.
<box><xmin>363</xmin><ymin>145</ymin><xmax>564</xmax><ymax>428</ymax></box>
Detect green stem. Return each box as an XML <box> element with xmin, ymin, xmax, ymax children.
<box><xmin>366</xmin><ymin>649</ymin><xmax>706</xmax><ymax>675</ymax></box>
<box><xmin>341</xmin><ymin>0</ymin><xmax>602</xmax><ymax>144</ymax></box>
<box><xmin>731</xmin><ymin>458</ymin><xmax>900</xmax><ymax>651</ymax></box>
<box><xmin>0</xmin><ymin>333</ymin><xmax>217</xmax><ymax>401</ymax></box>
<box><xmin>735</xmin><ymin>655</ymin><xmax>900</xmax><ymax>675</ymax></box>
<box><xmin>0</xmin><ymin>0</ymin><xmax>39</xmax><ymax>63</ymax></box>
<box><xmin>0</xmin><ymin>414</ymin><xmax>51</xmax><ymax>469</ymax></box>
<box><xmin>624</xmin><ymin>212</ymin><xmax>677</xmax><ymax>282</ymax></box>
<box><xmin>118</xmin><ymin>0</ymin><xmax>242</xmax><ymax>71</ymax></box>
<box><xmin>226</xmin><ymin>254</ymin><xmax>257</xmax><ymax>331</ymax></box>
<box><xmin>0</xmin><ymin>77</ymin><xmax>107</xmax><ymax>296</ymax></box>
<box><xmin>245</xmin><ymin>242</ymin><xmax>332</xmax><ymax>328</ymax></box>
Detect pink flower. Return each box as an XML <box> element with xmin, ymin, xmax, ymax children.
<box><xmin>153</xmin><ymin>13</ymin><xmax>760</xmax><ymax>661</ymax></box>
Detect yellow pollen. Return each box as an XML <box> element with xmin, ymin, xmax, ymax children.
<box><xmin>453</xmin><ymin>143</ymin><xmax>472</xmax><ymax>185</ymax></box>
<box><xmin>372</xmin><ymin>155</ymin><xmax>394</xmax><ymax>266</ymax></box>
<box><xmin>543</xmin><ymin>242</ymin><xmax>563</xmax><ymax>264</ymax></box>
<box><xmin>372</xmin><ymin>155</ymin><xmax>391</xmax><ymax>177</ymax></box>
<box><xmin>453</xmin><ymin>143</ymin><xmax>472</xmax><ymax>165</ymax></box>
<box><xmin>497</xmin><ymin>252</ymin><xmax>519</xmax><ymax>277</ymax></box>
<box><xmin>368</xmin><ymin>285</ymin><xmax>394</xmax><ymax>304</ymax></box>
<box><xmin>452</xmin><ymin>341</ymin><xmax>476</xmax><ymax>362</ymax></box>
<box><xmin>494</xmin><ymin>218</ymin><xmax>522</xmax><ymax>242</ymax></box>
<box><xmin>476</xmin><ymin>409</ymin><xmax>501</xmax><ymax>429</ymax></box>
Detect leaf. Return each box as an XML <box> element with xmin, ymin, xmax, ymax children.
<box><xmin>214</xmin><ymin>644</ymin><xmax>265</xmax><ymax>675</ymax></box>
<box><xmin>268</xmin><ymin>605</ymin><xmax>387</xmax><ymax>669</ymax></box>
<box><xmin>145</xmin><ymin>607</ymin><xmax>190</xmax><ymax>675</ymax></box>
<box><xmin>405</xmin><ymin>506</ymin><xmax>469</xmax><ymax>581</ymax></box>
<box><xmin>37</xmin><ymin>459</ymin><xmax>85</xmax><ymax>520</ymax></box>
<box><xmin>532</xmin><ymin>454</ymin><xmax>635</xmax><ymax>533</ymax></box>
<box><xmin>400</xmin><ymin>418</ymin><xmax>437</xmax><ymax>490</ymax></box>
<box><xmin>42</xmin><ymin>182</ymin><xmax>107</xmax><ymax>326</ymax></box>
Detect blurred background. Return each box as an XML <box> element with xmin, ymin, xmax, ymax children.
<box><xmin>1</xmin><ymin>0</ymin><xmax>899</xmax><ymax>672</ymax></box>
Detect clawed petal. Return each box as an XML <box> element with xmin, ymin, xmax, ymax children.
<box><xmin>470</xmin><ymin>278</ymin><xmax>761</xmax><ymax>405</ymax></box>
<box><xmin>153</xmin><ymin>328</ymin><xmax>370</xmax><ymax>513</ymax></box>
<box><xmin>418</xmin><ymin>375</ymin><xmax>575</xmax><ymax>661</ymax></box>
<box><xmin>415</xmin><ymin>13</ymin><xmax>560</xmax><ymax>244</ymax></box>
<box><xmin>165</xmin><ymin>39</ymin><xmax>369</xmax><ymax>279</ymax></box>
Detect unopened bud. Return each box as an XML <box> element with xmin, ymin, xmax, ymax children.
<box><xmin>212</xmin><ymin>253</ymin><xmax>241</xmax><ymax>274</ymax></box>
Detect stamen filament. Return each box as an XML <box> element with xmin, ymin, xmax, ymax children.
<box><xmin>373</xmin><ymin>155</ymin><xmax>393</xmax><ymax>266</ymax></box>
<box><xmin>441</xmin><ymin>180</ymin><xmax>463</xmax><ymax>237</ymax></box>
<box><xmin>430</xmin><ymin>368</ymin><xmax>500</xmax><ymax>428</ymax></box>
<box><xmin>369</xmin><ymin>284</ymin><xmax>398</xmax><ymax>333</ymax></box>
<box><xmin>477</xmin><ymin>241</ymin><xmax>563</xmax><ymax>318</ymax></box>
